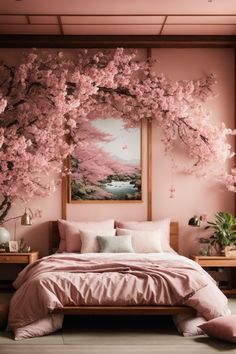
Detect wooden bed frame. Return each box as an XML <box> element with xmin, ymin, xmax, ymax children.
<box><xmin>49</xmin><ymin>221</ymin><xmax>195</xmax><ymax>316</ymax></box>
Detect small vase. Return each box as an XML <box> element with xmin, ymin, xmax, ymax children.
<box><xmin>0</xmin><ymin>226</ymin><xmax>10</xmax><ymax>244</ymax></box>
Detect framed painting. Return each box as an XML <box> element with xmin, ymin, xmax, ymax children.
<box><xmin>9</xmin><ymin>240</ymin><xmax>19</xmax><ymax>253</ymax></box>
<box><xmin>68</xmin><ymin>117</ymin><xmax>142</xmax><ymax>202</ymax></box>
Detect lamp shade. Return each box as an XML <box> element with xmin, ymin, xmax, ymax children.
<box><xmin>188</xmin><ymin>215</ymin><xmax>201</xmax><ymax>227</ymax></box>
<box><xmin>21</xmin><ymin>208</ymin><xmax>33</xmax><ymax>226</ymax></box>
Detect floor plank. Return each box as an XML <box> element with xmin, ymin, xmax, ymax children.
<box><xmin>0</xmin><ymin>344</ymin><xmax>236</xmax><ymax>354</ymax></box>
<box><xmin>0</xmin><ymin>299</ymin><xmax>235</xmax><ymax>354</ymax></box>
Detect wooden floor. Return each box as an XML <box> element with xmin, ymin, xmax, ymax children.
<box><xmin>0</xmin><ymin>299</ymin><xmax>235</xmax><ymax>354</ymax></box>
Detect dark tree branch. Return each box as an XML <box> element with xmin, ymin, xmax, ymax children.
<box><xmin>179</xmin><ymin>117</ymin><xmax>209</xmax><ymax>144</ymax></box>
<box><xmin>3</xmin><ymin>64</ymin><xmax>15</xmax><ymax>97</ymax></box>
<box><xmin>0</xmin><ymin>196</ymin><xmax>12</xmax><ymax>224</ymax></box>
<box><xmin>98</xmin><ymin>86</ymin><xmax>136</xmax><ymax>98</ymax></box>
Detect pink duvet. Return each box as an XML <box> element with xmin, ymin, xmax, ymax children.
<box><xmin>8</xmin><ymin>253</ymin><xmax>230</xmax><ymax>340</ymax></box>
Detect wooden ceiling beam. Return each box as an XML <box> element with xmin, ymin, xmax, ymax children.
<box><xmin>0</xmin><ymin>35</ymin><xmax>235</xmax><ymax>48</ymax></box>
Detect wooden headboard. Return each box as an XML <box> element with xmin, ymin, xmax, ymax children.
<box><xmin>49</xmin><ymin>221</ymin><xmax>179</xmax><ymax>254</ymax></box>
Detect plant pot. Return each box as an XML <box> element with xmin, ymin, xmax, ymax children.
<box><xmin>223</xmin><ymin>245</ymin><xmax>236</xmax><ymax>258</ymax></box>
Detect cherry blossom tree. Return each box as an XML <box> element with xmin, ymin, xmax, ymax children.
<box><xmin>0</xmin><ymin>48</ymin><xmax>235</xmax><ymax>222</ymax></box>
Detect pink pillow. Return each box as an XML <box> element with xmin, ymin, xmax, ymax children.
<box><xmin>199</xmin><ymin>315</ymin><xmax>236</xmax><ymax>343</ymax></box>
<box><xmin>57</xmin><ymin>219</ymin><xmax>114</xmax><ymax>252</ymax></box>
<box><xmin>115</xmin><ymin>219</ymin><xmax>172</xmax><ymax>252</ymax></box>
<box><xmin>116</xmin><ymin>228</ymin><xmax>162</xmax><ymax>253</ymax></box>
<box><xmin>80</xmin><ymin>229</ymin><xmax>116</xmax><ymax>253</ymax></box>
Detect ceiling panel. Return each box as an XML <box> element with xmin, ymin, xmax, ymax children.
<box><xmin>0</xmin><ymin>15</ymin><xmax>27</xmax><ymax>24</ymax></box>
<box><xmin>167</xmin><ymin>15</ymin><xmax>236</xmax><ymax>24</ymax></box>
<box><xmin>0</xmin><ymin>0</ymin><xmax>236</xmax><ymax>15</ymax></box>
<box><xmin>61</xmin><ymin>15</ymin><xmax>165</xmax><ymax>25</ymax></box>
<box><xmin>63</xmin><ymin>24</ymin><xmax>163</xmax><ymax>35</ymax></box>
<box><xmin>162</xmin><ymin>24</ymin><xmax>236</xmax><ymax>35</ymax></box>
<box><xmin>29</xmin><ymin>16</ymin><xmax>58</xmax><ymax>24</ymax></box>
<box><xmin>0</xmin><ymin>24</ymin><xmax>61</xmax><ymax>34</ymax></box>
<box><xmin>0</xmin><ymin>0</ymin><xmax>235</xmax><ymax>36</ymax></box>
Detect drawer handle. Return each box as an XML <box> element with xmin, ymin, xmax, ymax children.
<box><xmin>3</xmin><ymin>257</ymin><xmax>9</xmax><ymax>261</ymax></box>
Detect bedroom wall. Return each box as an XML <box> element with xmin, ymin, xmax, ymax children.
<box><xmin>151</xmin><ymin>48</ymin><xmax>235</xmax><ymax>255</ymax></box>
<box><xmin>1</xmin><ymin>48</ymin><xmax>235</xmax><ymax>257</ymax></box>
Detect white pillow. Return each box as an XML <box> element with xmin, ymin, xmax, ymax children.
<box><xmin>115</xmin><ymin>219</ymin><xmax>172</xmax><ymax>252</ymax></box>
<box><xmin>80</xmin><ymin>229</ymin><xmax>116</xmax><ymax>253</ymax></box>
<box><xmin>116</xmin><ymin>228</ymin><xmax>163</xmax><ymax>253</ymax></box>
<box><xmin>98</xmin><ymin>235</ymin><xmax>134</xmax><ymax>253</ymax></box>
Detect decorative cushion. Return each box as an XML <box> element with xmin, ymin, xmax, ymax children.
<box><xmin>57</xmin><ymin>219</ymin><xmax>115</xmax><ymax>252</ymax></box>
<box><xmin>116</xmin><ymin>228</ymin><xmax>162</xmax><ymax>253</ymax></box>
<box><xmin>174</xmin><ymin>313</ymin><xmax>205</xmax><ymax>336</ymax></box>
<box><xmin>198</xmin><ymin>314</ymin><xmax>236</xmax><ymax>343</ymax></box>
<box><xmin>115</xmin><ymin>218</ymin><xmax>173</xmax><ymax>252</ymax></box>
<box><xmin>80</xmin><ymin>229</ymin><xmax>116</xmax><ymax>253</ymax></box>
<box><xmin>14</xmin><ymin>314</ymin><xmax>63</xmax><ymax>341</ymax></box>
<box><xmin>98</xmin><ymin>235</ymin><xmax>134</xmax><ymax>253</ymax></box>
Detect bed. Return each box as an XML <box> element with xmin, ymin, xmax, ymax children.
<box><xmin>7</xmin><ymin>220</ymin><xmax>230</xmax><ymax>340</ymax></box>
<box><xmin>49</xmin><ymin>220</ymin><xmax>193</xmax><ymax>316</ymax></box>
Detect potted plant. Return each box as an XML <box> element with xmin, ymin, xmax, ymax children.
<box><xmin>199</xmin><ymin>211</ymin><xmax>236</xmax><ymax>256</ymax></box>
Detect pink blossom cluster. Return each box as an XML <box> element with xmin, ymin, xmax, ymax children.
<box><xmin>0</xmin><ymin>48</ymin><xmax>235</xmax><ymax>220</ymax></box>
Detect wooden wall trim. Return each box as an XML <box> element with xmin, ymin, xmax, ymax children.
<box><xmin>147</xmin><ymin>120</ymin><xmax>152</xmax><ymax>221</ymax></box>
<box><xmin>0</xmin><ymin>35</ymin><xmax>236</xmax><ymax>48</ymax></box>
<box><xmin>234</xmin><ymin>48</ymin><xmax>236</xmax><ymax>217</ymax></box>
<box><xmin>61</xmin><ymin>175</ymin><xmax>67</xmax><ymax>219</ymax></box>
<box><xmin>146</xmin><ymin>48</ymin><xmax>152</xmax><ymax>221</ymax></box>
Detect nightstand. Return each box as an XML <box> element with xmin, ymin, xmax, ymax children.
<box><xmin>0</xmin><ymin>251</ymin><xmax>39</xmax><ymax>265</ymax></box>
<box><xmin>192</xmin><ymin>255</ymin><xmax>236</xmax><ymax>296</ymax></box>
<box><xmin>0</xmin><ymin>251</ymin><xmax>39</xmax><ymax>290</ymax></box>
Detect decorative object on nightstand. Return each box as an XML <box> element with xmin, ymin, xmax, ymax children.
<box><xmin>199</xmin><ymin>212</ymin><xmax>236</xmax><ymax>256</ymax></box>
<box><xmin>0</xmin><ymin>226</ymin><xmax>10</xmax><ymax>251</ymax></box>
<box><xmin>8</xmin><ymin>241</ymin><xmax>19</xmax><ymax>253</ymax></box>
<box><xmin>0</xmin><ymin>207</ymin><xmax>34</xmax><ymax>252</ymax></box>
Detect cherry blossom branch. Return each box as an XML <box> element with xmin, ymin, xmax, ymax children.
<box><xmin>179</xmin><ymin>117</ymin><xmax>209</xmax><ymax>144</ymax></box>
<box><xmin>0</xmin><ymin>48</ymin><xmax>234</xmax><ymax>219</ymax></box>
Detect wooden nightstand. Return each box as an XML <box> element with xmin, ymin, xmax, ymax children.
<box><xmin>0</xmin><ymin>251</ymin><xmax>39</xmax><ymax>290</ymax></box>
<box><xmin>0</xmin><ymin>251</ymin><xmax>39</xmax><ymax>265</ymax></box>
<box><xmin>192</xmin><ymin>255</ymin><xmax>236</xmax><ymax>296</ymax></box>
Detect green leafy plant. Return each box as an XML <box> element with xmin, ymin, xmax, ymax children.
<box><xmin>199</xmin><ymin>211</ymin><xmax>236</xmax><ymax>247</ymax></box>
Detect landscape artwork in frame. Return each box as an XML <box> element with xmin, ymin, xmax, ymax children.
<box><xmin>69</xmin><ymin>117</ymin><xmax>142</xmax><ymax>202</ymax></box>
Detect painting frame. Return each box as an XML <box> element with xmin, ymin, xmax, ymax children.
<box><xmin>67</xmin><ymin>118</ymin><xmax>143</xmax><ymax>204</ymax></box>
<box><xmin>9</xmin><ymin>240</ymin><xmax>19</xmax><ymax>253</ymax></box>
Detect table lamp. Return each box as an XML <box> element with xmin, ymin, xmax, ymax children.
<box><xmin>188</xmin><ymin>215</ymin><xmax>202</xmax><ymax>227</ymax></box>
<box><xmin>21</xmin><ymin>208</ymin><xmax>33</xmax><ymax>226</ymax></box>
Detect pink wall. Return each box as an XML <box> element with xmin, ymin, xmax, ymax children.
<box><xmin>151</xmin><ymin>48</ymin><xmax>235</xmax><ymax>255</ymax></box>
<box><xmin>1</xmin><ymin>48</ymin><xmax>235</xmax><ymax>257</ymax></box>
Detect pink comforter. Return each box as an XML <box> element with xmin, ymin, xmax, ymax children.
<box><xmin>8</xmin><ymin>253</ymin><xmax>230</xmax><ymax>340</ymax></box>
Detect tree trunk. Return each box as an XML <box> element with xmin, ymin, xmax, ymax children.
<box><xmin>0</xmin><ymin>196</ymin><xmax>12</xmax><ymax>224</ymax></box>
